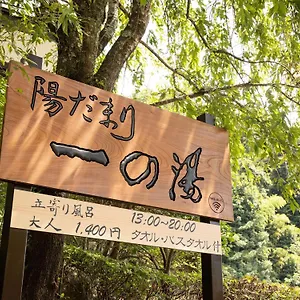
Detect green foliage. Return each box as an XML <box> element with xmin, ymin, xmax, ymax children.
<box><xmin>0</xmin><ymin>0</ymin><xmax>300</xmax><ymax>298</ymax></box>
<box><xmin>0</xmin><ymin>182</ymin><xmax>7</xmax><ymax>234</ymax></box>
<box><xmin>224</xmin><ymin>276</ymin><xmax>300</xmax><ymax>300</ymax></box>
<box><xmin>133</xmin><ymin>0</ymin><xmax>300</xmax><ymax>206</ymax></box>
<box><xmin>224</xmin><ymin>169</ymin><xmax>300</xmax><ymax>286</ymax></box>
<box><xmin>61</xmin><ymin>245</ymin><xmax>300</xmax><ymax>299</ymax></box>
<box><xmin>0</xmin><ymin>0</ymin><xmax>79</xmax><ymax>66</ymax></box>
<box><xmin>61</xmin><ymin>245</ymin><xmax>203</xmax><ymax>300</ymax></box>
<box><xmin>0</xmin><ymin>76</ymin><xmax>7</xmax><ymax>120</ymax></box>
<box><xmin>1</xmin><ymin>0</ymin><xmax>299</xmax><ymax>206</ymax></box>
<box><xmin>0</xmin><ymin>77</ymin><xmax>7</xmax><ymax>232</ymax></box>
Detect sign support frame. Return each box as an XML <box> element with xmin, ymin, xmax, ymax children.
<box><xmin>0</xmin><ymin>58</ymin><xmax>227</xmax><ymax>299</ymax></box>
<box><xmin>0</xmin><ymin>183</ymin><xmax>28</xmax><ymax>300</ymax></box>
<box><xmin>0</xmin><ymin>55</ymin><xmax>43</xmax><ymax>300</ymax></box>
<box><xmin>198</xmin><ymin>113</ymin><xmax>224</xmax><ymax>300</ymax></box>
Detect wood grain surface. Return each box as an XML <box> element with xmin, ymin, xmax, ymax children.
<box><xmin>11</xmin><ymin>189</ymin><xmax>222</xmax><ymax>255</ymax></box>
<box><xmin>0</xmin><ymin>62</ymin><xmax>233</xmax><ymax>221</ymax></box>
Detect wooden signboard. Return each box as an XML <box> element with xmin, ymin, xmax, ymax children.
<box><xmin>0</xmin><ymin>62</ymin><xmax>233</xmax><ymax>221</ymax></box>
<box><xmin>11</xmin><ymin>189</ymin><xmax>222</xmax><ymax>255</ymax></box>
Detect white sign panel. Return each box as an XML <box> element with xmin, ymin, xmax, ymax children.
<box><xmin>11</xmin><ymin>189</ymin><xmax>222</xmax><ymax>255</ymax></box>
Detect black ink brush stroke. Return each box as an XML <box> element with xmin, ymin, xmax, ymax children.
<box><xmin>120</xmin><ymin>151</ymin><xmax>159</xmax><ymax>189</ymax></box>
<box><xmin>50</xmin><ymin>141</ymin><xmax>109</xmax><ymax>166</ymax></box>
<box><xmin>169</xmin><ymin>148</ymin><xmax>204</xmax><ymax>203</ymax></box>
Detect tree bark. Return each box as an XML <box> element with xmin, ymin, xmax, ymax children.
<box><xmin>22</xmin><ymin>231</ymin><xmax>64</xmax><ymax>300</ymax></box>
<box><xmin>93</xmin><ymin>0</ymin><xmax>151</xmax><ymax>90</ymax></box>
<box><xmin>74</xmin><ymin>0</ymin><xmax>108</xmax><ymax>84</ymax></box>
<box><xmin>22</xmin><ymin>1</ymin><xmax>151</xmax><ymax>299</ymax></box>
<box><xmin>56</xmin><ymin>24</ymin><xmax>81</xmax><ymax>80</ymax></box>
<box><xmin>98</xmin><ymin>0</ymin><xmax>119</xmax><ymax>55</ymax></box>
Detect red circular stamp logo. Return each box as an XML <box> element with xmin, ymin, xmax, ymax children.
<box><xmin>208</xmin><ymin>192</ymin><xmax>225</xmax><ymax>213</ymax></box>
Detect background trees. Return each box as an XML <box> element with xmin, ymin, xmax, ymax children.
<box><xmin>224</xmin><ymin>169</ymin><xmax>300</xmax><ymax>286</ymax></box>
<box><xmin>0</xmin><ymin>0</ymin><xmax>299</xmax><ymax>299</ymax></box>
<box><xmin>0</xmin><ymin>0</ymin><xmax>299</xmax><ymax>193</ymax></box>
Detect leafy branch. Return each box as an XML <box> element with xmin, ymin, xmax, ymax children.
<box><xmin>186</xmin><ymin>0</ymin><xmax>293</xmax><ymax>78</ymax></box>
<box><xmin>119</xmin><ymin>3</ymin><xmax>199</xmax><ymax>90</ymax></box>
<box><xmin>140</xmin><ymin>246</ymin><xmax>160</xmax><ymax>270</ymax></box>
<box><xmin>139</xmin><ymin>40</ymin><xmax>199</xmax><ymax>90</ymax></box>
<box><xmin>278</xmin><ymin>90</ymin><xmax>300</xmax><ymax>107</ymax></box>
<box><xmin>151</xmin><ymin>82</ymin><xmax>300</xmax><ymax>106</ymax></box>
<box><xmin>93</xmin><ymin>0</ymin><xmax>151</xmax><ymax>91</ymax></box>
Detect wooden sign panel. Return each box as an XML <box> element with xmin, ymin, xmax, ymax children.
<box><xmin>11</xmin><ymin>189</ymin><xmax>222</xmax><ymax>255</ymax></box>
<box><xmin>0</xmin><ymin>62</ymin><xmax>233</xmax><ymax>221</ymax></box>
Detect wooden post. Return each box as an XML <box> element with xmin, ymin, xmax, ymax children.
<box><xmin>0</xmin><ymin>55</ymin><xmax>43</xmax><ymax>300</ymax></box>
<box><xmin>198</xmin><ymin>113</ymin><xmax>224</xmax><ymax>300</ymax></box>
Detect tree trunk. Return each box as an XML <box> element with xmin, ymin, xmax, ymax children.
<box><xmin>22</xmin><ymin>231</ymin><xmax>64</xmax><ymax>300</ymax></box>
<box><xmin>22</xmin><ymin>1</ymin><xmax>151</xmax><ymax>299</ymax></box>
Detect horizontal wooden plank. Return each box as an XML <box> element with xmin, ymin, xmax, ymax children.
<box><xmin>0</xmin><ymin>62</ymin><xmax>233</xmax><ymax>221</ymax></box>
<box><xmin>11</xmin><ymin>189</ymin><xmax>222</xmax><ymax>255</ymax></box>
